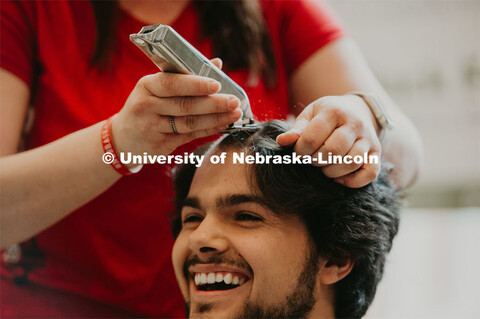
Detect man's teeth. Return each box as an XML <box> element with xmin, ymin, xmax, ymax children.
<box><xmin>232</xmin><ymin>276</ymin><xmax>239</xmax><ymax>285</ymax></box>
<box><xmin>207</xmin><ymin>272</ymin><xmax>215</xmax><ymax>284</ymax></box>
<box><xmin>194</xmin><ymin>272</ymin><xmax>247</xmax><ymax>286</ymax></box>
<box><xmin>224</xmin><ymin>273</ymin><xmax>232</xmax><ymax>284</ymax></box>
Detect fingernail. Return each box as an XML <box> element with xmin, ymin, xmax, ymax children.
<box><xmin>335</xmin><ymin>178</ymin><xmax>345</xmax><ymax>185</ymax></box>
<box><xmin>229</xmin><ymin>108</ymin><xmax>243</xmax><ymax>119</ymax></box>
<box><xmin>229</xmin><ymin>96</ymin><xmax>240</xmax><ymax>109</ymax></box>
<box><xmin>208</xmin><ymin>80</ymin><xmax>221</xmax><ymax>93</ymax></box>
<box><xmin>213</xmin><ymin>58</ymin><xmax>223</xmax><ymax>69</ymax></box>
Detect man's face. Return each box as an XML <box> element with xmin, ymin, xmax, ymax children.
<box><xmin>172</xmin><ymin>151</ymin><xmax>324</xmax><ymax>318</ymax></box>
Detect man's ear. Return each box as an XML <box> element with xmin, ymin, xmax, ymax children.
<box><xmin>319</xmin><ymin>258</ymin><xmax>354</xmax><ymax>285</ymax></box>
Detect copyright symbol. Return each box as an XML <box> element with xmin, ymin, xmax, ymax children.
<box><xmin>102</xmin><ymin>152</ymin><xmax>115</xmax><ymax>164</ymax></box>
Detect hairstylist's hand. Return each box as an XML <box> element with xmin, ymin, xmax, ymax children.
<box><xmin>112</xmin><ymin>58</ymin><xmax>242</xmax><ymax>156</ymax></box>
<box><xmin>277</xmin><ymin>95</ymin><xmax>381</xmax><ymax>188</ymax></box>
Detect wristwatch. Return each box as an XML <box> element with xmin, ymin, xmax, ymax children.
<box><xmin>349</xmin><ymin>92</ymin><xmax>394</xmax><ymax>142</ymax></box>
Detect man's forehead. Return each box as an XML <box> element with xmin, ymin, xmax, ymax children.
<box><xmin>189</xmin><ymin>150</ymin><xmax>251</xmax><ymax>192</ymax></box>
<box><xmin>182</xmin><ymin>194</ymin><xmax>269</xmax><ymax>210</ymax></box>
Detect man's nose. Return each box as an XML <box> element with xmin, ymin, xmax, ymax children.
<box><xmin>188</xmin><ymin>215</ymin><xmax>228</xmax><ymax>256</ymax></box>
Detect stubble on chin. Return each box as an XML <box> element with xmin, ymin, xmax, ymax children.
<box><xmin>185</xmin><ymin>245</ymin><xmax>319</xmax><ymax>318</ymax></box>
<box><xmin>237</xmin><ymin>245</ymin><xmax>319</xmax><ymax>319</ymax></box>
<box><xmin>186</xmin><ymin>302</ymin><xmax>213</xmax><ymax>318</ymax></box>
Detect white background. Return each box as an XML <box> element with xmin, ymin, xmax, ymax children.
<box><xmin>325</xmin><ymin>1</ymin><xmax>480</xmax><ymax>317</ymax></box>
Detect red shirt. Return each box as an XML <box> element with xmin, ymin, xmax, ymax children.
<box><xmin>0</xmin><ymin>0</ymin><xmax>344</xmax><ymax>317</ymax></box>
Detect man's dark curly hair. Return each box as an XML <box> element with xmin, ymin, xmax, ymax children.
<box><xmin>171</xmin><ymin>120</ymin><xmax>400</xmax><ymax>318</ymax></box>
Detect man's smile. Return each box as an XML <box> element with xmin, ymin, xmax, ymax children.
<box><xmin>193</xmin><ymin>271</ymin><xmax>247</xmax><ymax>290</ymax></box>
<box><xmin>186</xmin><ymin>263</ymin><xmax>253</xmax><ymax>302</ymax></box>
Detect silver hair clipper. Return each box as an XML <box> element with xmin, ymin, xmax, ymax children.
<box><xmin>130</xmin><ymin>24</ymin><xmax>257</xmax><ymax>132</ymax></box>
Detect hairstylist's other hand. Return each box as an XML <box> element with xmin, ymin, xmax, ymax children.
<box><xmin>276</xmin><ymin>95</ymin><xmax>381</xmax><ymax>188</ymax></box>
<box><xmin>112</xmin><ymin>58</ymin><xmax>242</xmax><ymax>156</ymax></box>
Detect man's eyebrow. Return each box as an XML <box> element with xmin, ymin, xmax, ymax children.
<box><xmin>181</xmin><ymin>194</ymin><xmax>270</xmax><ymax>210</ymax></box>
<box><xmin>216</xmin><ymin>194</ymin><xmax>269</xmax><ymax>209</ymax></box>
<box><xmin>182</xmin><ymin>197</ymin><xmax>201</xmax><ymax>209</ymax></box>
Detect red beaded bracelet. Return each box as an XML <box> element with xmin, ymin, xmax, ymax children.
<box><xmin>101</xmin><ymin>115</ymin><xmax>141</xmax><ymax>176</ymax></box>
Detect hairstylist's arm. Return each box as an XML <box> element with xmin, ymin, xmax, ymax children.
<box><xmin>279</xmin><ymin>38</ymin><xmax>422</xmax><ymax>188</ymax></box>
<box><xmin>0</xmin><ymin>60</ymin><xmax>241</xmax><ymax>248</ymax></box>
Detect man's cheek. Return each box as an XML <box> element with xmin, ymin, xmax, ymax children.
<box><xmin>250</xmin><ymin>262</ymin><xmax>295</xmax><ymax>303</ymax></box>
<box><xmin>172</xmin><ymin>234</ymin><xmax>191</xmax><ymax>299</ymax></box>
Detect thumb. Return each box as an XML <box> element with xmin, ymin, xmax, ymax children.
<box><xmin>276</xmin><ymin>117</ymin><xmax>310</xmax><ymax>146</ymax></box>
<box><xmin>210</xmin><ymin>58</ymin><xmax>223</xmax><ymax>70</ymax></box>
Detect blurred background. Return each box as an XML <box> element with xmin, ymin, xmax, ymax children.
<box><xmin>324</xmin><ymin>0</ymin><xmax>480</xmax><ymax>317</ymax></box>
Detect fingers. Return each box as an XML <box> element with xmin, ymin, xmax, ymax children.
<box><xmin>210</xmin><ymin>58</ymin><xmax>223</xmax><ymax>69</ymax></box>
<box><xmin>170</xmin><ymin>125</ymin><xmax>226</xmax><ymax>146</ymax></box>
<box><xmin>156</xmin><ymin>109</ymin><xmax>242</xmax><ymax>134</ymax></box>
<box><xmin>149</xmin><ymin>94</ymin><xmax>240</xmax><ymax>116</ymax></box>
<box><xmin>293</xmin><ymin>114</ymin><xmax>337</xmax><ymax>155</ymax></box>
<box><xmin>276</xmin><ymin>95</ymin><xmax>382</xmax><ymax>188</ymax></box>
<box><xmin>334</xmin><ymin>152</ymin><xmax>381</xmax><ymax>188</ymax></box>
<box><xmin>141</xmin><ymin>57</ymin><xmax>223</xmax><ymax>98</ymax></box>
<box><xmin>321</xmin><ymin>138</ymin><xmax>371</xmax><ymax>177</ymax></box>
<box><xmin>314</xmin><ymin>126</ymin><xmax>357</xmax><ymax>167</ymax></box>
<box><xmin>116</xmin><ymin>58</ymin><xmax>232</xmax><ymax>155</ymax></box>
<box><xmin>141</xmin><ymin>73</ymin><xmax>221</xmax><ymax>97</ymax></box>
<box><xmin>276</xmin><ymin>118</ymin><xmax>309</xmax><ymax>146</ymax></box>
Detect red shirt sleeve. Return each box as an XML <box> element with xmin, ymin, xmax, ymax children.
<box><xmin>279</xmin><ymin>0</ymin><xmax>346</xmax><ymax>75</ymax></box>
<box><xmin>0</xmin><ymin>0</ymin><xmax>36</xmax><ymax>87</ymax></box>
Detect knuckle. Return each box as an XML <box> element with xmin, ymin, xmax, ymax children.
<box><xmin>356</xmin><ymin>138</ymin><xmax>370</xmax><ymax>152</ymax></box>
<box><xmin>323</xmin><ymin>141</ymin><xmax>342</xmax><ymax>155</ymax></box>
<box><xmin>132</xmin><ymin>97</ymin><xmax>151</xmax><ymax>116</ymax></box>
<box><xmin>178</xmin><ymin>97</ymin><xmax>193</xmax><ymax>114</ymax></box>
<box><xmin>349</xmin><ymin>118</ymin><xmax>364</xmax><ymax>132</ymax></box>
<box><xmin>213</xmin><ymin>97</ymin><xmax>224</xmax><ymax>113</ymax></box>
<box><xmin>185</xmin><ymin>115</ymin><xmax>198</xmax><ymax>130</ymax></box>
<box><xmin>137</xmin><ymin>75</ymin><xmax>150</xmax><ymax>87</ymax></box>
<box><xmin>159</xmin><ymin>74</ymin><xmax>176</xmax><ymax>93</ymax></box>
<box><xmin>300</xmin><ymin>135</ymin><xmax>318</xmax><ymax>149</ymax></box>
<box><xmin>215</xmin><ymin>112</ymin><xmax>226</xmax><ymax>125</ymax></box>
<box><xmin>315</xmin><ymin>96</ymin><xmax>330</xmax><ymax>107</ymax></box>
<box><xmin>310</xmin><ymin>98</ymin><xmax>328</xmax><ymax>113</ymax></box>
<box><xmin>137</xmin><ymin>74</ymin><xmax>156</xmax><ymax>92</ymax></box>
<box><xmin>330</xmin><ymin>106</ymin><xmax>345</xmax><ymax>119</ymax></box>
<box><xmin>321</xmin><ymin>106</ymin><xmax>341</xmax><ymax>123</ymax></box>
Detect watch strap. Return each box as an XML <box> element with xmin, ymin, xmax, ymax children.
<box><xmin>348</xmin><ymin>92</ymin><xmax>394</xmax><ymax>142</ymax></box>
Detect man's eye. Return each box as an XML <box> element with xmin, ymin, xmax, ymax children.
<box><xmin>183</xmin><ymin>215</ymin><xmax>203</xmax><ymax>223</ymax></box>
<box><xmin>236</xmin><ymin>212</ymin><xmax>262</xmax><ymax>221</ymax></box>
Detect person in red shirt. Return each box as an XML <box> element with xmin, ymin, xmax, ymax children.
<box><xmin>0</xmin><ymin>0</ymin><xmax>422</xmax><ymax>317</ymax></box>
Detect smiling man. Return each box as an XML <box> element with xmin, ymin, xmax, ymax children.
<box><xmin>170</xmin><ymin>120</ymin><xmax>400</xmax><ymax>318</ymax></box>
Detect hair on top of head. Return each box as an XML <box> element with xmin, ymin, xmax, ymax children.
<box><xmin>171</xmin><ymin>120</ymin><xmax>401</xmax><ymax>319</ymax></box>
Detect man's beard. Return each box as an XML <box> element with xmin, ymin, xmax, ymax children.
<box><xmin>240</xmin><ymin>246</ymin><xmax>319</xmax><ymax>318</ymax></box>
<box><xmin>185</xmin><ymin>244</ymin><xmax>319</xmax><ymax>318</ymax></box>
